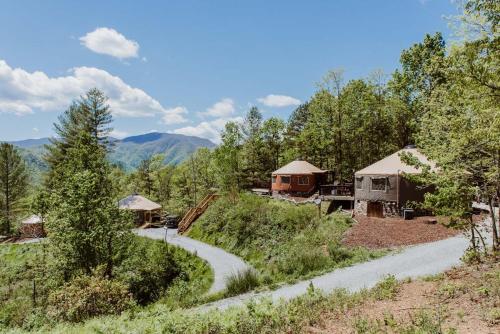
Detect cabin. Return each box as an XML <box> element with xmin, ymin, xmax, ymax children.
<box><xmin>118</xmin><ymin>194</ymin><xmax>162</xmax><ymax>225</ymax></box>
<box><xmin>354</xmin><ymin>147</ymin><xmax>436</xmax><ymax>218</ymax></box>
<box><xmin>271</xmin><ymin>160</ymin><xmax>327</xmax><ymax>196</ymax></box>
<box><xmin>20</xmin><ymin>214</ymin><xmax>45</xmax><ymax>238</ymax></box>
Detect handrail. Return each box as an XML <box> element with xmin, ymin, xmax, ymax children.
<box><xmin>178</xmin><ymin>193</ymin><xmax>219</xmax><ymax>234</ymax></box>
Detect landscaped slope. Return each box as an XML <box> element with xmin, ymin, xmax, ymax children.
<box><xmin>187</xmin><ymin>193</ymin><xmax>386</xmax><ymax>285</ymax></box>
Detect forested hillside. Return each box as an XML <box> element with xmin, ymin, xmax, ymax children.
<box><xmin>7</xmin><ymin>132</ymin><xmax>215</xmax><ymax>175</ymax></box>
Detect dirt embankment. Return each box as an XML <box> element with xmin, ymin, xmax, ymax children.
<box><xmin>306</xmin><ymin>256</ymin><xmax>500</xmax><ymax>334</ymax></box>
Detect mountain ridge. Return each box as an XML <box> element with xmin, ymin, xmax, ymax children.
<box><xmin>5</xmin><ymin>132</ymin><xmax>216</xmax><ymax>173</ymax></box>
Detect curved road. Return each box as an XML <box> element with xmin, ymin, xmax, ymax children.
<box><xmin>202</xmin><ymin>233</ymin><xmax>471</xmax><ymax>311</ymax></box>
<box><xmin>135</xmin><ymin>228</ymin><xmax>252</xmax><ymax>294</ymax></box>
<box><xmin>138</xmin><ymin>217</ymin><xmax>496</xmax><ymax>312</ymax></box>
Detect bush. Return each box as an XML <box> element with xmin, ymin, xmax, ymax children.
<box><xmin>225</xmin><ymin>269</ymin><xmax>260</xmax><ymax>296</ymax></box>
<box><xmin>372</xmin><ymin>275</ymin><xmax>399</xmax><ymax>300</ymax></box>
<box><xmin>115</xmin><ymin>238</ymin><xmax>182</xmax><ymax>305</ymax></box>
<box><xmin>47</xmin><ymin>275</ymin><xmax>134</xmax><ymax>322</ymax></box>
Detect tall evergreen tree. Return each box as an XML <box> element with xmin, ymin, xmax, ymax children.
<box><xmin>45</xmin><ymin>89</ymin><xmax>131</xmax><ymax>278</ymax></box>
<box><xmin>0</xmin><ymin>143</ymin><xmax>28</xmax><ymax>235</ymax></box>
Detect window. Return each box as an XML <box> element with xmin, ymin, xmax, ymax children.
<box><xmin>356</xmin><ymin>177</ymin><xmax>363</xmax><ymax>189</ymax></box>
<box><xmin>298</xmin><ymin>176</ymin><xmax>309</xmax><ymax>185</ymax></box>
<box><xmin>280</xmin><ymin>176</ymin><xmax>291</xmax><ymax>184</ymax></box>
<box><xmin>371</xmin><ymin>177</ymin><xmax>387</xmax><ymax>191</ymax></box>
<box><xmin>272</xmin><ymin>176</ymin><xmax>277</xmax><ymax>183</ymax></box>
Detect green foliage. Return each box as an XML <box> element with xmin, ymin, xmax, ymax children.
<box><xmin>0</xmin><ymin>236</ymin><xmax>213</xmax><ymax>331</ymax></box>
<box><xmin>46</xmin><ymin>275</ymin><xmax>134</xmax><ymax>323</ymax></box>
<box><xmin>44</xmin><ymin>89</ymin><xmax>134</xmax><ymax>279</ymax></box>
<box><xmin>372</xmin><ymin>275</ymin><xmax>399</xmax><ymax>300</ymax></box>
<box><xmin>189</xmin><ymin>193</ymin><xmax>385</xmax><ymax>284</ymax></box>
<box><xmin>115</xmin><ymin>238</ymin><xmax>182</xmax><ymax>305</ymax></box>
<box><xmin>0</xmin><ymin>143</ymin><xmax>29</xmax><ymax>235</ymax></box>
<box><xmin>225</xmin><ymin>269</ymin><xmax>260</xmax><ymax>297</ymax></box>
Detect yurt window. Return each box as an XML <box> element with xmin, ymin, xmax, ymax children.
<box><xmin>281</xmin><ymin>176</ymin><xmax>291</xmax><ymax>184</ymax></box>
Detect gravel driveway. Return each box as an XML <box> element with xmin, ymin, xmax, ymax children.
<box><xmin>201</xmin><ymin>233</ymin><xmax>471</xmax><ymax>311</ymax></box>
<box><xmin>135</xmin><ymin>228</ymin><xmax>252</xmax><ymax>294</ymax></box>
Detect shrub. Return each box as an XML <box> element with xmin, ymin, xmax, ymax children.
<box><xmin>372</xmin><ymin>275</ymin><xmax>399</xmax><ymax>300</ymax></box>
<box><xmin>47</xmin><ymin>275</ymin><xmax>134</xmax><ymax>322</ymax></box>
<box><xmin>115</xmin><ymin>238</ymin><xmax>182</xmax><ymax>305</ymax></box>
<box><xmin>225</xmin><ymin>269</ymin><xmax>260</xmax><ymax>296</ymax></box>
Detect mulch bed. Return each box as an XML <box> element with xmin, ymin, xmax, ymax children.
<box><xmin>342</xmin><ymin>215</ymin><xmax>462</xmax><ymax>249</ymax></box>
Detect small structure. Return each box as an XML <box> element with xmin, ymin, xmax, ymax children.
<box><xmin>354</xmin><ymin>147</ymin><xmax>436</xmax><ymax>218</ymax></box>
<box><xmin>271</xmin><ymin>160</ymin><xmax>327</xmax><ymax>196</ymax></box>
<box><xmin>118</xmin><ymin>194</ymin><xmax>162</xmax><ymax>225</ymax></box>
<box><xmin>20</xmin><ymin>215</ymin><xmax>45</xmax><ymax>238</ymax></box>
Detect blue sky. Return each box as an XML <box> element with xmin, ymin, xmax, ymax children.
<box><xmin>0</xmin><ymin>0</ymin><xmax>458</xmax><ymax>143</ymax></box>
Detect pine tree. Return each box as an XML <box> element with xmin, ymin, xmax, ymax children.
<box><xmin>44</xmin><ymin>89</ymin><xmax>131</xmax><ymax>278</ymax></box>
<box><xmin>0</xmin><ymin>143</ymin><xmax>28</xmax><ymax>235</ymax></box>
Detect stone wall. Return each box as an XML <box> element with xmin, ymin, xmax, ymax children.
<box><xmin>354</xmin><ymin>200</ymin><xmax>400</xmax><ymax>217</ymax></box>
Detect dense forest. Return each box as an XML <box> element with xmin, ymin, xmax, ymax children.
<box><xmin>0</xmin><ymin>0</ymin><xmax>498</xmax><ymax>331</ymax></box>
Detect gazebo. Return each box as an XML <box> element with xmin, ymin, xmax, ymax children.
<box><xmin>20</xmin><ymin>214</ymin><xmax>45</xmax><ymax>238</ymax></box>
<box><xmin>118</xmin><ymin>194</ymin><xmax>162</xmax><ymax>225</ymax></box>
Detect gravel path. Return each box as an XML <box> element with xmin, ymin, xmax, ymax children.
<box><xmin>135</xmin><ymin>228</ymin><xmax>252</xmax><ymax>294</ymax></box>
<box><xmin>200</xmin><ymin>233</ymin><xmax>471</xmax><ymax>311</ymax></box>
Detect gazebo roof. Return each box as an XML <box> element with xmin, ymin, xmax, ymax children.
<box><xmin>272</xmin><ymin>160</ymin><xmax>326</xmax><ymax>175</ymax></box>
<box><xmin>22</xmin><ymin>214</ymin><xmax>42</xmax><ymax>225</ymax></box>
<box><xmin>355</xmin><ymin>148</ymin><xmax>437</xmax><ymax>176</ymax></box>
<box><xmin>118</xmin><ymin>194</ymin><xmax>161</xmax><ymax>211</ymax></box>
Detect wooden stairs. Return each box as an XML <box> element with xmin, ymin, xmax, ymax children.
<box><xmin>178</xmin><ymin>193</ymin><xmax>219</xmax><ymax>234</ymax></box>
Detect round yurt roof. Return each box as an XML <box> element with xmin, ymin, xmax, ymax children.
<box><xmin>118</xmin><ymin>194</ymin><xmax>161</xmax><ymax>211</ymax></box>
<box><xmin>272</xmin><ymin>160</ymin><xmax>326</xmax><ymax>175</ymax></box>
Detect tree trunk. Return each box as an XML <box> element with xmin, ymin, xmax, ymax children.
<box><xmin>488</xmin><ymin>196</ymin><xmax>498</xmax><ymax>251</ymax></box>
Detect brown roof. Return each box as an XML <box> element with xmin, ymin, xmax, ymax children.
<box><xmin>118</xmin><ymin>194</ymin><xmax>161</xmax><ymax>211</ymax></box>
<box><xmin>272</xmin><ymin>160</ymin><xmax>326</xmax><ymax>175</ymax></box>
<box><xmin>355</xmin><ymin>148</ymin><xmax>437</xmax><ymax>176</ymax></box>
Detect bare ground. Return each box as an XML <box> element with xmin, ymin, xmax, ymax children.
<box><xmin>343</xmin><ymin>215</ymin><xmax>463</xmax><ymax>249</ymax></box>
<box><xmin>304</xmin><ymin>256</ymin><xmax>500</xmax><ymax>334</ymax></box>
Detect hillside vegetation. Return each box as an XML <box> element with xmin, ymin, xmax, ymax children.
<box><xmin>0</xmin><ymin>238</ymin><xmax>212</xmax><ymax>332</ymax></box>
<box><xmin>7</xmin><ymin>255</ymin><xmax>497</xmax><ymax>334</ymax></box>
<box><xmin>188</xmin><ymin>193</ymin><xmax>386</xmax><ymax>285</ymax></box>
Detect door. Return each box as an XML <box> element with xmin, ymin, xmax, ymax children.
<box><xmin>367</xmin><ymin>201</ymin><xmax>384</xmax><ymax>218</ymax></box>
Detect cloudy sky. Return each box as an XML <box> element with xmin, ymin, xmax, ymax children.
<box><xmin>0</xmin><ymin>0</ymin><xmax>457</xmax><ymax>143</ymax></box>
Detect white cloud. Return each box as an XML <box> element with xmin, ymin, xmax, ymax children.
<box><xmin>161</xmin><ymin>106</ymin><xmax>189</xmax><ymax>125</ymax></box>
<box><xmin>201</xmin><ymin>98</ymin><xmax>235</xmax><ymax>117</ymax></box>
<box><xmin>110</xmin><ymin>129</ymin><xmax>129</xmax><ymax>139</ymax></box>
<box><xmin>0</xmin><ymin>59</ymin><xmax>169</xmax><ymax>118</ymax></box>
<box><xmin>79</xmin><ymin>27</ymin><xmax>139</xmax><ymax>59</ymax></box>
<box><xmin>172</xmin><ymin>116</ymin><xmax>243</xmax><ymax>144</ymax></box>
<box><xmin>32</xmin><ymin>127</ymin><xmax>39</xmax><ymax>133</ymax></box>
<box><xmin>257</xmin><ymin>94</ymin><xmax>301</xmax><ymax>107</ymax></box>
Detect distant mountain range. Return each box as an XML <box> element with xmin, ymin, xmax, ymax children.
<box><xmin>7</xmin><ymin>132</ymin><xmax>216</xmax><ymax>175</ymax></box>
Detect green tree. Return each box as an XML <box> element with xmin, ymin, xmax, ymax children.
<box><xmin>388</xmin><ymin>33</ymin><xmax>447</xmax><ymax>147</ymax></box>
<box><xmin>214</xmin><ymin>122</ymin><xmax>243</xmax><ymax>196</ymax></box>
<box><xmin>45</xmin><ymin>89</ymin><xmax>132</xmax><ymax>278</ymax></box>
<box><xmin>262</xmin><ymin>117</ymin><xmax>286</xmax><ymax>173</ymax></box>
<box><xmin>415</xmin><ymin>0</ymin><xmax>499</xmax><ymax>250</ymax></box>
<box><xmin>0</xmin><ymin>143</ymin><xmax>28</xmax><ymax>235</ymax></box>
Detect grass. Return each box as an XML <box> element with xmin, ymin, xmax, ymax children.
<box><xmin>225</xmin><ymin>269</ymin><xmax>260</xmax><ymax>297</ymax></box>
<box><xmin>0</xmin><ymin>237</ymin><xmax>213</xmax><ymax>332</ymax></box>
<box><xmin>188</xmin><ymin>193</ymin><xmax>387</xmax><ymax>287</ymax></box>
